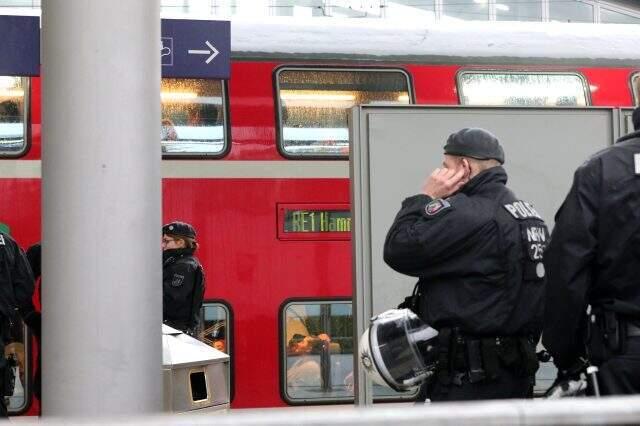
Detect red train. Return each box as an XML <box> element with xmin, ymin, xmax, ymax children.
<box><xmin>1</xmin><ymin>17</ymin><xmax>639</xmax><ymax>414</ymax></box>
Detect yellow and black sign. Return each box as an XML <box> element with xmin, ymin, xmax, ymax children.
<box><xmin>284</xmin><ymin>210</ymin><xmax>351</xmax><ymax>233</ymax></box>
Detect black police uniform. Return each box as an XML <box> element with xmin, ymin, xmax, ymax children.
<box><xmin>543</xmin><ymin>122</ymin><xmax>640</xmax><ymax>395</ymax></box>
<box><xmin>0</xmin><ymin>233</ymin><xmax>35</xmax><ymax>417</ymax></box>
<box><xmin>384</xmin><ymin>130</ymin><xmax>548</xmax><ymax>401</ymax></box>
<box><xmin>162</xmin><ymin>223</ymin><xmax>205</xmax><ymax>335</ymax></box>
<box><xmin>25</xmin><ymin>243</ymin><xmax>42</xmax><ymax>400</ymax></box>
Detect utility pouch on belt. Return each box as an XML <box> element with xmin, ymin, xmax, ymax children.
<box><xmin>587</xmin><ymin>307</ymin><xmax>626</xmax><ymax>364</ymax></box>
<box><xmin>518</xmin><ymin>338</ymin><xmax>539</xmax><ymax>377</ymax></box>
<box><xmin>602</xmin><ymin>310</ymin><xmax>624</xmax><ymax>353</ymax></box>
<box><xmin>481</xmin><ymin>338</ymin><xmax>500</xmax><ymax>381</ymax></box>
<box><xmin>465</xmin><ymin>339</ymin><xmax>486</xmax><ymax>383</ymax></box>
<box><xmin>436</xmin><ymin>328</ymin><xmax>452</xmax><ymax>386</ymax></box>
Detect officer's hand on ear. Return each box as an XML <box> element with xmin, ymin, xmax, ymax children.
<box><xmin>422</xmin><ymin>167</ymin><xmax>467</xmax><ymax>199</ymax></box>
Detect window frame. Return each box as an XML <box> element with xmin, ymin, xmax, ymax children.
<box><xmin>274</xmin><ymin>66</ymin><xmax>414</xmax><ymax>161</ymax></box>
<box><xmin>6</xmin><ymin>322</ymin><xmax>32</xmax><ymax>415</ymax></box>
<box><xmin>0</xmin><ymin>76</ymin><xmax>30</xmax><ymax>158</ymax></box>
<box><xmin>631</xmin><ymin>71</ymin><xmax>640</xmax><ymax>106</ymax></box>
<box><xmin>160</xmin><ymin>78</ymin><xmax>231</xmax><ymax>160</ymax></box>
<box><xmin>279</xmin><ymin>297</ymin><xmax>418</xmax><ymax>405</ymax></box>
<box><xmin>199</xmin><ymin>299</ymin><xmax>234</xmax><ymax>402</ymax></box>
<box><xmin>599</xmin><ymin>3</ymin><xmax>640</xmax><ymax>24</ymax></box>
<box><xmin>456</xmin><ymin>70</ymin><xmax>591</xmax><ymax>107</ymax></box>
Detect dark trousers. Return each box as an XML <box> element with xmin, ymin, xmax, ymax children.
<box><xmin>419</xmin><ymin>364</ymin><xmax>532</xmax><ymax>402</ymax></box>
<box><xmin>594</xmin><ymin>336</ymin><xmax>640</xmax><ymax>395</ymax></box>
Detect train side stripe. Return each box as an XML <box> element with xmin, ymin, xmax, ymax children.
<box><xmin>0</xmin><ymin>160</ymin><xmax>350</xmax><ymax>179</ymax></box>
<box><xmin>0</xmin><ymin>160</ymin><xmax>41</xmax><ymax>178</ymax></box>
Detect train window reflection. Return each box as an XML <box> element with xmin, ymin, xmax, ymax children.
<box><xmin>5</xmin><ymin>320</ymin><xmax>29</xmax><ymax>414</ymax></box>
<box><xmin>632</xmin><ymin>73</ymin><xmax>639</xmax><ymax>106</ymax></box>
<box><xmin>199</xmin><ymin>303</ymin><xmax>230</xmax><ymax>355</ymax></box>
<box><xmin>458</xmin><ymin>72</ymin><xmax>589</xmax><ymax>107</ymax></box>
<box><xmin>0</xmin><ymin>76</ymin><xmax>27</xmax><ymax>156</ymax></box>
<box><xmin>276</xmin><ymin>69</ymin><xmax>411</xmax><ymax>158</ymax></box>
<box><xmin>282</xmin><ymin>300</ymin><xmax>416</xmax><ymax>404</ymax></box>
<box><xmin>161</xmin><ymin>78</ymin><xmax>227</xmax><ymax>156</ymax></box>
<box><xmin>198</xmin><ymin>302</ymin><xmax>231</xmax><ymax>400</ymax></box>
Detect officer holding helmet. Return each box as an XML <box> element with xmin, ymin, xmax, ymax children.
<box><xmin>162</xmin><ymin>221</ymin><xmax>205</xmax><ymax>335</ymax></box>
<box><xmin>383</xmin><ymin>128</ymin><xmax>547</xmax><ymax>401</ymax></box>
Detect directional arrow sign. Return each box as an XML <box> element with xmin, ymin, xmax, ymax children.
<box><xmin>161</xmin><ymin>19</ymin><xmax>230</xmax><ymax>79</ymax></box>
<box><xmin>188</xmin><ymin>40</ymin><xmax>220</xmax><ymax>64</ymax></box>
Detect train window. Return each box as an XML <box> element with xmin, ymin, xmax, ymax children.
<box><xmin>458</xmin><ymin>72</ymin><xmax>589</xmax><ymax>107</ymax></box>
<box><xmin>161</xmin><ymin>78</ymin><xmax>227</xmax><ymax>156</ymax></box>
<box><xmin>632</xmin><ymin>73</ymin><xmax>640</xmax><ymax>106</ymax></box>
<box><xmin>5</xmin><ymin>320</ymin><xmax>30</xmax><ymax>414</ymax></box>
<box><xmin>198</xmin><ymin>302</ymin><xmax>232</xmax><ymax>400</ymax></box>
<box><xmin>199</xmin><ymin>303</ymin><xmax>230</xmax><ymax>355</ymax></box>
<box><xmin>281</xmin><ymin>300</ymin><xmax>416</xmax><ymax>404</ymax></box>
<box><xmin>0</xmin><ymin>76</ymin><xmax>28</xmax><ymax>156</ymax></box>
<box><xmin>496</xmin><ymin>1</ymin><xmax>542</xmax><ymax>22</ymax></box>
<box><xmin>276</xmin><ymin>68</ymin><xmax>411</xmax><ymax>158</ymax></box>
<box><xmin>442</xmin><ymin>0</ymin><xmax>488</xmax><ymax>21</ymax></box>
<box><xmin>549</xmin><ymin>1</ymin><xmax>594</xmax><ymax>23</ymax></box>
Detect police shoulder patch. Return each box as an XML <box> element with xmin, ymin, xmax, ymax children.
<box><xmin>171</xmin><ymin>273</ymin><xmax>185</xmax><ymax>287</ymax></box>
<box><xmin>424</xmin><ymin>198</ymin><xmax>451</xmax><ymax>216</ymax></box>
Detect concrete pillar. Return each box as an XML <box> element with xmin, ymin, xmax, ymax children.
<box><xmin>41</xmin><ymin>0</ymin><xmax>162</xmax><ymax>417</ymax></box>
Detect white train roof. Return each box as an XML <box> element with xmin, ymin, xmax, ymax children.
<box><xmin>228</xmin><ymin>17</ymin><xmax>640</xmax><ymax>65</ymax></box>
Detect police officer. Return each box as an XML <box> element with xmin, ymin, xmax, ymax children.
<box><xmin>0</xmin><ymin>232</ymin><xmax>35</xmax><ymax>417</ymax></box>
<box><xmin>162</xmin><ymin>221</ymin><xmax>205</xmax><ymax>335</ymax></box>
<box><xmin>384</xmin><ymin>128</ymin><xmax>548</xmax><ymax>401</ymax></box>
<box><xmin>543</xmin><ymin>107</ymin><xmax>640</xmax><ymax>395</ymax></box>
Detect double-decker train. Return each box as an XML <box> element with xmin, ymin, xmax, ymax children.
<box><xmin>1</xmin><ymin>16</ymin><xmax>639</xmax><ymax>415</ymax></box>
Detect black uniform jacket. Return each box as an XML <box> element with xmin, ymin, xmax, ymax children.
<box><xmin>543</xmin><ymin>130</ymin><xmax>640</xmax><ymax>369</ymax></box>
<box><xmin>162</xmin><ymin>247</ymin><xmax>205</xmax><ymax>332</ymax></box>
<box><xmin>0</xmin><ymin>233</ymin><xmax>35</xmax><ymax>334</ymax></box>
<box><xmin>384</xmin><ymin>167</ymin><xmax>548</xmax><ymax>338</ymax></box>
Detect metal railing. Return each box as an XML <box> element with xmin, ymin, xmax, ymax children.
<box><xmin>16</xmin><ymin>395</ymin><xmax>640</xmax><ymax>425</ymax></box>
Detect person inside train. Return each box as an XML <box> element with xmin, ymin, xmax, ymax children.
<box><xmin>286</xmin><ymin>333</ymin><xmax>332</xmax><ymax>389</ymax></box>
<box><xmin>161</xmin><ymin>118</ymin><xmax>178</xmax><ymax>141</ymax></box>
<box><xmin>287</xmin><ymin>333</ymin><xmax>331</xmax><ymax>355</ymax></box>
<box><xmin>162</xmin><ymin>221</ymin><xmax>205</xmax><ymax>336</ymax></box>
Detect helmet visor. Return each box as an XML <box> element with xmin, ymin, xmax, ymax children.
<box><xmin>368</xmin><ymin>309</ymin><xmax>438</xmax><ymax>391</ymax></box>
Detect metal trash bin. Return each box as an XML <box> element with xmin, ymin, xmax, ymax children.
<box><xmin>162</xmin><ymin>325</ymin><xmax>230</xmax><ymax>413</ymax></box>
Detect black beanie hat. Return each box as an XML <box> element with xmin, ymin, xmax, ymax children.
<box><xmin>444</xmin><ymin>128</ymin><xmax>505</xmax><ymax>164</ymax></box>
<box><xmin>162</xmin><ymin>221</ymin><xmax>196</xmax><ymax>239</ymax></box>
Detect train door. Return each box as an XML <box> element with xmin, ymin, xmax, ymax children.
<box><xmin>350</xmin><ymin>106</ymin><xmax>621</xmax><ymax>401</ymax></box>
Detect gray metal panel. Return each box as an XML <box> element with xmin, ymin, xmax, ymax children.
<box><xmin>350</xmin><ymin>106</ymin><xmax>374</xmax><ymax>406</ymax></box>
<box><xmin>351</xmin><ymin>105</ymin><xmax>617</xmax><ymax>398</ymax></box>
